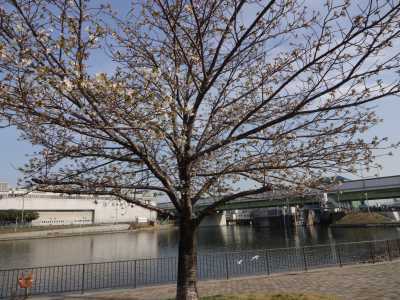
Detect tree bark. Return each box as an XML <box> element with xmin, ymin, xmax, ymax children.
<box><xmin>176</xmin><ymin>218</ymin><xmax>199</xmax><ymax>300</ymax></box>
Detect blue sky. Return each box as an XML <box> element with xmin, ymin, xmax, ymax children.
<box><xmin>1</xmin><ymin>1</ymin><xmax>399</xmax><ymax>186</ymax></box>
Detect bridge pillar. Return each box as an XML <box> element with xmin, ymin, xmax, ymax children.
<box><xmin>200</xmin><ymin>211</ymin><xmax>227</xmax><ymax>227</ymax></box>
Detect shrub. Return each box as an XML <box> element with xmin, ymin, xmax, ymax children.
<box><xmin>0</xmin><ymin>210</ymin><xmax>39</xmax><ymax>224</ymax></box>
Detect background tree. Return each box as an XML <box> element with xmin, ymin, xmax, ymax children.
<box><xmin>0</xmin><ymin>210</ymin><xmax>39</xmax><ymax>224</ymax></box>
<box><xmin>1</xmin><ymin>0</ymin><xmax>400</xmax><ymax>299</ymax></box>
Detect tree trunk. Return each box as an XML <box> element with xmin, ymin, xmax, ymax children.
<box><xmin>176</xmin><ymin>218</ymin><xmax>199</xmax><ymax>300</ymax></box>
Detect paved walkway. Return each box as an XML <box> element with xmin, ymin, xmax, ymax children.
<box><xmin>36</xmin><ymin>260</ymin><xmax>400</xmax><ymax>300</ymax></box>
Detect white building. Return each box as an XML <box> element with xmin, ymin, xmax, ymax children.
<box><xmin>0</xmin><ymin>183</ymin><xmax>157</xmax><ymax>226</ymax></box>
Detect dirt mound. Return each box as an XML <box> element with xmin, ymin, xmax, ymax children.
<box><xmin>336</xmin><ymin>212</ymin><xmax>392</xmax><ymax>225</ymax></box>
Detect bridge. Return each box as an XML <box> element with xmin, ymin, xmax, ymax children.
<box><xmin>157</xmin><ymin>175</ymin><xmax>400</xmax><ymax>212</ymax></box>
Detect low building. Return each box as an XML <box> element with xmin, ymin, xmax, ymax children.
<box><xmin>226</xmin><ymin>209</ymin><xmax>252</xmax><ymax>221</ymax></box>
<box><xmin>0</xmin><ymin>183</ymin><xmax>157</xmax><ymax>226</ymax></box>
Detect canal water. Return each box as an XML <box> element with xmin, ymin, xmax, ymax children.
<box><xmin>1</xmin><ymin>225</ymin><xmax>400</xmax><ymax>269</ymax></box>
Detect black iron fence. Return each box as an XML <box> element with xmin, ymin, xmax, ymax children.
<box><xmin>1</xmin><ymin>238</ymin><xmax>400</xmax><ymax>298</ymax></box>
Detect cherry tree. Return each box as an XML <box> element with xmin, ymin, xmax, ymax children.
<box><xmin>1</xmin><ymin>0</ymin><xmax>400</xmax><ymax>299</ymax></box>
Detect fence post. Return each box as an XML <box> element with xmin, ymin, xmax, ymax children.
<box><xmin>134</xmin><ymin>260</ymin><xmax>137</xmax><ymax>288</ymax></box>
<box><xmin>224</xmin><ymin>253</ymin><xmax>229</xmax><ymax>280</ymax></box>
<box><xmin>81</xmin><ymin>264</ymin><xmax>85</xmax><ymax>294</ymax></box>
<box><xmin>397</xmin><ymin>239</ymin><xmax>400</xmax><ymax>257</ymax></box>
<box><xmin>14</xmin><ymin>271</ymin><xmax>19</xmax><ymax>299</ymax></box>
<box><xmin>386</xmin><ymin>240</ymin><xmax>392</xmax><ymax>261</ymax></box>
<box><xmin>336</xmin><ymin>244</ymin><xmax>342</xmax><ymax>267</ymax></box>
<box><xmin>369</xmin><ymin>242</ymin><xmax>376</xmax><ymax>263</ymax></box>
<box><xmin>264</xmin><ymin>249</ymin><xmax>270</xmax><ymax>275</ymax></box>
<box><xmin>302</xmin><ymin>247</ymin><xmax>308</xmax><ymax>271</ymax></box>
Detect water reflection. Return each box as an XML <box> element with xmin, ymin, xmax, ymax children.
<box><xmin>1</xmin><ymin>225</ymin><xmax>399</xmax><ymax>269</ymax></box>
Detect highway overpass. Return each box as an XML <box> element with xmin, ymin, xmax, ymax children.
<box><xmin>157</xmin><ymin>175</ymin><xmax>400</xmax><ymax>212</ymax></box>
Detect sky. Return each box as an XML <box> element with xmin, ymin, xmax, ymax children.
<box><xmin>0</xmin><ymin>1</ymin><xmax>400</xmax><ymax>187</ymax></box>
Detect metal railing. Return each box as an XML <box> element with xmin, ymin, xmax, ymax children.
<box><xmin>1</xmin><ymin>238</ymin><xmax>399</xmax><ymax>299</ymax></box>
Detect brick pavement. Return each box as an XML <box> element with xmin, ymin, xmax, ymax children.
<box><xmin>39</xmin><ymin>260</ymin><xmax>400</xmax><ymax>300</ymax></box>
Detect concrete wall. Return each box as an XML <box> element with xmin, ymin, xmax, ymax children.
<box><xmin>200</xmin><ymin>212</ymin><xmax>227</xmax><ymax>227</ymax></box>
<box><xmin>31</xmin><ymin>210</ymin><xmax>94</xmax><ymax>226</ymax></box>
<box><xmin>380</xmin><ymin>211</ymin><xmax>400</xmax><ymax>222</ymax></box>
<box><xmin>0</xmin><ymin>190</ymin><xmax>157</xmax><ymax>225</ymax></box>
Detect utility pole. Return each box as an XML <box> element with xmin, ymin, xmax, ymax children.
<box><xmin>365</xmin><ymin>192</ymin><xmax>371</xmax><ymax>214</ymax></box>
<box><xmin>115</xmin><ymin>200</ymin><xmax>118</xmax><ymax>224</ymax></box>
<box><xmin>21</xmin><ymin>195</ymin><xmax>25</xmax><ymax>226</ymax></box>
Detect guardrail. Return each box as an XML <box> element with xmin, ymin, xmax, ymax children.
<box><xmin>1</xmin><ymin>238</ymin><xmax>399</xmax><ymax>299</ymax></box>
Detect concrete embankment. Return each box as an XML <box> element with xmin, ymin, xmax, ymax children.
<box><xmin>331</xmin><ymin>222</ymin><xmax>400</xmax><ymax>228</ymax></box>
<box><xmin>0</xmin><ymin>224</ymin><xmax>175</xmax><ymax>241</ymax></box>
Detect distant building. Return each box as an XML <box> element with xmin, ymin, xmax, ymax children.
<box><xmin>0</xmin><ymin>182</ymin><xmax>8</xmax><ymax>193</ymax></box>
<box><xmin>0</xmin><ymin>183</ymin><xmax>157</xmax><ymax>226</ymax></box>
<box><xmin>226</xmin><ymin>209</ymin><xmax>252</xmax><ymax>221</ymax></box>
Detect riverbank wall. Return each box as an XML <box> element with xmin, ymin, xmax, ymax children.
<box><xmin>0</xmin><ymin>223</ymin><xmax>175</xmax><ymax>241</ymax></box>
<box><xmin>331</xmin><ymin>222</ymin><xmax>400</xmax><ymax>228</ymax></box>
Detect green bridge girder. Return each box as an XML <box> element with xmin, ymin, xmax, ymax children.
<box><xmin>162</xmin><ymin>187</ymin><xmax>400</xmax><ymax>212</ymax></box>
<box><xmin>214</xmin><ymin>187</ymin><xmax>400</xmax><ymax>211</ymax></box>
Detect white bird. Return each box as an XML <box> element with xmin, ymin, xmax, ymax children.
<box><xmin>237</xmin><ymin>259</ymin><xmax>243</xmax><ymax>265</ymax></box>
<box><xmin>250</xmin><ymin>255</ymin><xmax>260</xmax><ymax>261</ymax></box>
